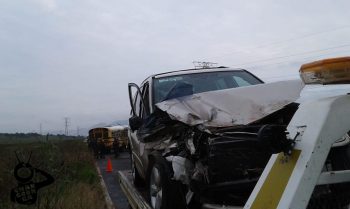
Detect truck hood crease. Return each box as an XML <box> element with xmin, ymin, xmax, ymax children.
<box><xmin>156</xmin><ymin>80</ymin><xmax>304</xmax><ymax>127</ymax></box>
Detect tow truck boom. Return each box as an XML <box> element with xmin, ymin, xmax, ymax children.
<box><xmin>245</xmin><ymin>94</ymin><xmax>350</xmax><ymax>209</ymax></box>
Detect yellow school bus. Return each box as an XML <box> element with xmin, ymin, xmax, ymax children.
<box><xmin>108</xmin><ymin>125</ymin><xmax>129</xmax><ymax>150</ymax></box>
<box><xmin>88</xmin><ymin>126</ymin><xmax>128</xmax><ymax>152</ymax></box>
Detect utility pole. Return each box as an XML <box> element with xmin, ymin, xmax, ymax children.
<box><xmin>77</xmin><ymin>126</ymin><xmax>80</xmax><ymax>136</ymax></box>
<box><xmin>39</xmin><ymin>123</ymin><xmax>42</xmax><ymax>135</ymax></box>
<box><xmin>64</xmin><ymin>117</ymin><xmax>70</xmax><ymax>136</ymax></box>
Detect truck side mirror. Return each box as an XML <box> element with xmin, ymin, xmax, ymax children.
<box><xmin>129</xmin><ymin>116</ymin><xmax>143</xmax><ymax>131</ymax></box>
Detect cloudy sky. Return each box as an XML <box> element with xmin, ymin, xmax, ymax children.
<box><xmin>1</xmin><ymin>0</ymin><xmax>350</xmax><ymax>133</ymax></box>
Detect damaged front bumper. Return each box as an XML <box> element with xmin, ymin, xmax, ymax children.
<box><xmin>153</xmin><ymin>122</ymin><xmax>298</xmax><ymax>206</ymax></box>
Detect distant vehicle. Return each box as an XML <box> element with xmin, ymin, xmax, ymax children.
<box><xmin>88</xmin><ymin>126</ymin><xmax>129</xmax><ymax>154</ymax></box>
<box><xmin>110</xmin><ymin>125</ymin><xmax>129</xmax><ymax>152</ymax></box>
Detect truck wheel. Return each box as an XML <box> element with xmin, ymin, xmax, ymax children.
<box><xmin>131</xmin><ymin>154</ymin><xmax>143</xmax><ymax>187</ymax></box>
<box><xmin>148</xmin><ymin>156</ymin><xmax>186</xmax><ymax>209</ymax></box>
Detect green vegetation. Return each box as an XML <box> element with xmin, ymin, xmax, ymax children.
<box><xmin>0</xmin><ymin>133</ymin><xmax>85</xmax><ymax>144</ymax></box>
<box><xmin>0</xmin><ymin>136</ymin><xmax>107</xmax><ymax>209</ymax></box>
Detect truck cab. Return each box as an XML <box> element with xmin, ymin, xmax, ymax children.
<box><xmin>128</xmin><ymin>67</ymin><xmax>264</xmax><ymax>185</ymax></box>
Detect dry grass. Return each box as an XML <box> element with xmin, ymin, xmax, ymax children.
<box><xmin>0</xmin><ymin>139</ymin><xmax>107</xmax><ymax>209</ymax></box>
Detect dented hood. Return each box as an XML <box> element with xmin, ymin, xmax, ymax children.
<box><xmin>156</xmin><ymin>80</ymin><xmax>304</xmax><ymax>127</ymax></box>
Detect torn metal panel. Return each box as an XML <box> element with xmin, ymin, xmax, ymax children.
<box><xmin>156</xmin><ymin>80</ymin><xmax>304</xmax><ymax>127</ymax></box>
<box><xmin>166</xmin><ymin>156</ymin><xmax>194</xmax><ymax>184</ymax></box>
<box><xmin>145</xmin><ymin>138</ymin><xmax>173</xmax><ymax>150</ymax></box>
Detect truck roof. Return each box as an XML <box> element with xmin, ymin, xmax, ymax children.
<box><xmin>141</xmin><ymin>67</ymin><xmax>251</xmax><ymax>85</ymax></box>
<box><xmin>153</xmin><ymin>67</ymin><xmax>245</xmax><ymax>78</ymax></box>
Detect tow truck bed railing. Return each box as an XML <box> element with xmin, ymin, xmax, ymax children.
<box><xmin>118</xmin><ymin>170</ymin><xmax>152</xmax><ymax>209</ymax></box>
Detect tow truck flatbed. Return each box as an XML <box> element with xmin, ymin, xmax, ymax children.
<box><xmin>118</xmin><ymin>170</ymin><xmax>152</xmax><ymax>209</ymax></box>
<box><xmin>118</xmin><ymin>170</ymin><xmax>244</xmax><ymax>209</ymax></box>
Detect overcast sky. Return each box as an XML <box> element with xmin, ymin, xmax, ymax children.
<box><xmin>1</xmin><ymin>0</ymin><xmax>350</xmax><ymax>133</ymax></box>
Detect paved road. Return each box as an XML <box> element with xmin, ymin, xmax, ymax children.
<box><xmin>96</xmin><ymin>152</ymin><xmax>131</xmax><ymax>209</ymax></box>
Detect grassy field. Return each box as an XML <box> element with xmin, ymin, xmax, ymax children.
<box><xmin>0</xmin><ymin>136</ymin><xmax>107</xmax><ymax>209</ymax></box>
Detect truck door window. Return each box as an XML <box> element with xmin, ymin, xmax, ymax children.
<box><xmin>141</xmin><ymin>83</ymin><xmax>150</xmax><ymax>119</ymax></box>
<box><xmin>134</xmin><ymin>92</ymin><xmax>141</xmax><ymax>117</ymax></box>
<box><xmin>128</xmin><ymin>83</ymin><xmax>145</xmax><ymax>117</ymax></box>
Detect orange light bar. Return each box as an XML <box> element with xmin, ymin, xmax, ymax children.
<box><xmin>300</xmin><ymin>57</ymin><xmax>350</xmax><ymax>84</ymax></box>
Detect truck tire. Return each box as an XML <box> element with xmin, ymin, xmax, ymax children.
<box><xmin>131</xmin><ymin>154</ymin><xmax>144</xmax><ymax>187</ymax></box>
<box><xmin>147</xmin><ymin>156</ymin><xmax>186</xmax><ymax>209</ymax></box>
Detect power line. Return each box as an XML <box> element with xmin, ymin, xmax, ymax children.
<box><xmin>246</xmin><ymin>49</ymin><xmax>350</xmax><ymax>81</ymax></box>
<box><xmin>233</xmin><ymin>43</ymin><xmax>350</xmax><ymax>67</ymax></box>
<box><xmin>203</xmin><ymin>25</ymin><xmax>350</xmax><ymax>60</ymax></box>
<box><xmin>243</xmin><ymin>48</ymin><xmax>350</xmax><ymax>70</ymax></box>
<box><xmin>251</xmin><ymin>25</ymin><xmax>350</xmax><ymax>50</ymax></box>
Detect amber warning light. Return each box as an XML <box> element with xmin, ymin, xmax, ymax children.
<box><xmin>300</xmin><ymin>57</ymin><xmax>350</xmax><ymax>84</ymax></box>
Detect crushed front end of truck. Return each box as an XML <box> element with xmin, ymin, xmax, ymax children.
<box><xmin>133</xmin><ymin>80</ymin><xmax>304</xmax><ymax>206</ymax></box>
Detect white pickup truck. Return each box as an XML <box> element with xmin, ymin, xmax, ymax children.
<box><xmin>120</xmin><ymin>57</ymin><xmax>350</xmax><ymax>209</ymax></box>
